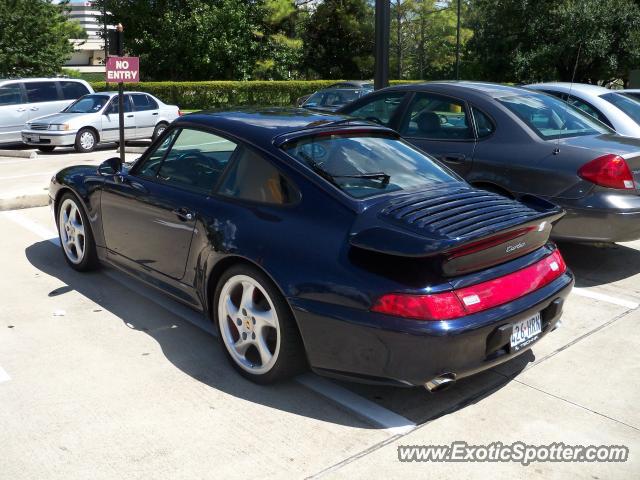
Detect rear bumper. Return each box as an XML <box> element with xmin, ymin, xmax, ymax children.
<box><xmin>551</xmin><ymin>193</ymin><xmax>640</xmax><ymax>242</ymax></box>
<box><xmin>21</xmin><ymin>130</ymin><xmax>77</xmax><ymax>146</ymax></box>
<box><xmin>291</xmin><ymin>272</ymin><xmax>574</xmax><ymax>387</ymax></box>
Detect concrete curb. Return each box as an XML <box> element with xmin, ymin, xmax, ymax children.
<box><xmin>0</xmin><ymin>149</ymin><xmax>38</xmax><ymax>159</ymax></box>
<box><xmin>0</xmin><ymin>193</ymin><xmax>49</xmax><ymax>211</ymax></box>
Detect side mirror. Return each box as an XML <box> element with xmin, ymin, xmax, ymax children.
<box><xmin>98</xmin><ymin>157</ymin><xmax>122</xmax><ymax>176</ymax></box>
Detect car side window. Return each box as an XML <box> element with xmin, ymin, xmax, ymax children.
<box><xmin>136</xmin><ymin>129</ymin><xmax>179</xmax><ymax>178</ymax></box>
<box><xmin>400</xmin><ymin>93</ymin><xmax>473</xmax><ymax>140</ymax></box>
<box><xmin>132</xmin><ymin>94</ymin><xmax>158</xmax><ymax>111</ymax></box>
<box><xmin>60</xmin><ymin>81</ymin><xmax>90</xmax><ymax>100</ymax></box>
<box><xmin>472</xmin><ymin>107</ymin><xmax>495</xmax><ymax>138</ymax></box>
<box><xmin>155</xmin><ymin>128</ymin><xmax>238</xmax><ymax>194</ymax></box>
<box><xmin>0</xmin><ymin>83</ymin><xmax>22</xmax><ymax>106</ymax></box>
<box><xmin>218</xmin><ymin>148</ymin><xmax>300</xmax><ymax>205</ymax></box>
<box><xmin>106</xmin><ymin>95</ymin><xmax>133</xmax><ymax>113</ymax></box>
<box><xmin>345</xmin><ymin>93</ymin><xmax>405</xmax><ymax>127</ymax></box>
<box><xmin>25</xmin><ymin>82</ymin><xmax>60</xmax><ymax>103</ymax></box>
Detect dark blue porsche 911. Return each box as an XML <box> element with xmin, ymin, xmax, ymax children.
<box><xmin>49</xmin><ymin>109</ymin><xmax>574</xmax><ymax>391</ymax></box>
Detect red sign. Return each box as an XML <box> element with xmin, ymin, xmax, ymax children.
<box><xmin>106</xmin><ymin>56</ymin><xmax>140</xmax><ymax>83</ymax></box>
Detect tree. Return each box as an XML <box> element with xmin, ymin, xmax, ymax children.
<box><xmin>465</xmin><ymin>0</ymin><xmax>640</xmax><ymax>84</ymax></box>
<box><xmin>0</xmin><ymin>0</ymin><xmax>84</xmax><ymax>77</ymax></box>
<box><xmin>94</xmin><ymin>0</ymin><xmax>264</xmax><ymax>81</ymax></box>
<box><xmin>301</xmin><ymin>0</ymin><xmax>374</xmax><ymax>79</ymax></box>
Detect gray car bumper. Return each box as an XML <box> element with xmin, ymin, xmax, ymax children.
<box><xmin>21</xmin><ymin>130</ymin><xmax>77</xmax><ymax>147</ymax></box>
<box><xmin>551</xmin><ymin>192</ymin><xmax>640</xmax><ymax>243</ymax></box>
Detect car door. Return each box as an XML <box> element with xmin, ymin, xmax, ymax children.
<box><xmin>101</xmin><ymin>95</ymin><xmax>135</xmax><ymax>141</ymax></box>
<box><xmin>100</xmin><ymin>126</ymin><xmax>239</xmax><ymax>281</ymax></box>
<box><xmin>0</xmin><ymin>82</ymin><xmax>28</xmax><ymax>144</ymax></box>
<box><xmin>397</xmin><ymin>92</ymin><xmax>476</xmax><ymax>177</ymax></box>
<box><xmin>130</xmin><ymin>93</ymin><xmax>159</xmax><ymax>138</ymax></box>
<box><xmin>23</xmin><ymin>81</ymin><xmax>68</xmax><ymax>120</ymax></box>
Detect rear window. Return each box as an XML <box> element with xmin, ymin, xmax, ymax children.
<box><xmin>60</xmin><ymin>81</ymin><xmax>90</xmax><ymax>100</ymax></box>
<box><xmin>282</xmin><ymin>133</ymin><xmax>458</xmax><ymax>198</ymax></box>
<box><xmin>601</xmin><ymin>92</ymin><xmax>640</xmax><ymax>126</ymax></box>
<box><xmin>498</xmin><ymin>92</ymin><xmax>611</xmax><ymax>139</ymax></box>
<box><xmin>131</xmin><ymin>94</ymin><xmax>158</xmax><ymax>111</ymax></box>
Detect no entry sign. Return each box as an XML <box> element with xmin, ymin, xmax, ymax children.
<box><xmin>106</xmin><ymin>56</ymin><xmax>140</xmax><ymax>83</ymax></box>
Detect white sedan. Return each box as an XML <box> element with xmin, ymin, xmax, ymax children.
<box><xmin>526</xmin><ymin>82</ymin><xmax>640</xmax><ymax>137</ymax></box>
<box><xmin>21</xmin><ymin>92</ymin><xmax>180</xmax><ymax>153</ymax></box>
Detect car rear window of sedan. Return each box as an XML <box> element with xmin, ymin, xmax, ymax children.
<box><xmin>498</xmin><ymin>93</ymin><xmax>611</xmax><ymax>139</ymax></box>
<box><xmin>601</xmin><ymin>92</ymin><xmax>640</xmax><ymax>126</ymax></box>
<box><xmin>282</xmin><ymin>133</ymin><xmax>458</xmax><ymax>198</ymax></box>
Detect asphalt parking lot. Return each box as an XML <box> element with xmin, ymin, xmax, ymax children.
<box><xmin>1</xmin><ymin>149</ymin><xmax>639</xmax><ymax>479</ymax></box>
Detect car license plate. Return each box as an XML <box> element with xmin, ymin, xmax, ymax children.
<box><xmin>510</xmin><ymin>313</ymin><xmax>542</xmax><ymax>351</ymax></box>
<box><xmin>30</xmin><ymin>134</ymin><xmax>40</xmax><ymax>142</ymax></box>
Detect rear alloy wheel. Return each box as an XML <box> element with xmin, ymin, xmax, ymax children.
<box><xmin>152</xmin><ymin>122</ymin><xmax>168</xmax><ymax>140</ymax></box>
<box><xmin>215</xmin><ymin>265</ymin><xmax>306</xmax><ymax>383</ymax></box>
<box><xmin>57</xmin><ymin>193</ymin><xmax>98</xmax><ymax>271</ymax></box>
<box><xmin>74</xmin><ymin>128</ymin><xmax>97</xmax><ymax>153</ymax></box>
<box><xmin>38</xmin><ymin>146</ymin><xmax>55</xmax><ymax>153</ymax></box>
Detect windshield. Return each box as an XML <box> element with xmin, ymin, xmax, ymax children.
<box><xmin>601</xmin><ymin>92</ymin><xmax>640</xmax><ymax>126</ymax></box>
<box><xmin>64</xmin><ymin>94</ymin><xmax>111</xmax><ymax>113</ymax></box>
<box><xmin>498</xmin><ymin>92</ymin><xmax>611</xmax><ymax>139</ymax></box>
<box><xmin>282</xmin><ymin>133</ymin><xmax>459</xmax><ymax>198</ymax></box>
<box><xmin>303</xmin><ymin>89</ymin><xmax>364</xmax><ymax>108</ymax></box>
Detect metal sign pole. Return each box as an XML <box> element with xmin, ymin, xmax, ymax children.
<box><xmin>374</xmin><ymin>0</ymin><xmax>390</xmax><ymax>90</ymax></box>
<box><xmin>116</xmin><ymin>23</ymin><xmax>125</xmax><ymax>164</ymax></box>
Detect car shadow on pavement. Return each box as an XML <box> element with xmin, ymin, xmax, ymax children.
<box><xmin>25</xmin><ymin>239</ymin><xmax>528</xmax><ymax>429</ymax></box>
<box><xmin>557</xmin><ymin>242</ymin><xmax>640</xmax><ymax>287</ymax></box>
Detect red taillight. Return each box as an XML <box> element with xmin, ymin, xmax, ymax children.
<box><xmin>578</xmin><ymin>154</ymin><xmax>635</xmax><ymax>190</ymax></box>
<box><xmin>178</xmin><ymin>110</ymin><xmax>184</xmax><ymax>116</ymax></box>
<box><xmin>371</xmin><ymin>250</ymin><xmax>567</xmax><ymax>321</ymax></box>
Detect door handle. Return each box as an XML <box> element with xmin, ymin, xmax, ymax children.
<box><xmin>152</xmin><ymin>112</ymin><xmax>158</xmax><ymax>116</ymax></box>
<box><xmin>16</xmin><ymin>108</ymin><xmax>26</xmax><ymax>112</ymax></box>
<box><xmin>126</xmin><ymin>114</ymin><xmax>134</xmax><ymax>118</ymax></box>
<box><xmin>441</xmin><ymin>153</ymin><xmax>466</xmax><ymax>164</ymax></box>
<box><xmin>172</xmin><ymin>207</ymin><xmax>195</xmax><ymax>221</ymax></box>
<box><xmin>30</xmin><ymin>107</ymin><xmax>39</xmax><ymax>111</ymax></box>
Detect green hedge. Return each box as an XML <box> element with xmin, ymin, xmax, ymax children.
<box><xmin>89</xmin><ymin>80</ymin><xmax>422</xmax><ymax>110</ymax></box>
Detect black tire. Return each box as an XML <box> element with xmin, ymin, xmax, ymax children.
<box><xmin>38</xmin><ymin>146</ymin><xmax>55</xmax><ymax>153</ymax></box>
<box><xmin>74</xmin><ymin>128</ymin><xmax>97</xmax><ymax>153</ymax></box>
<box><xmin>213</xmin><ymin>264</ymin><xmax>307</xmax><ymax>384</ymax></box>
<box><xmin>152</xmin><ymin>122</ymin><xmax>168</xmax><ymax>141</ymax></box>
<box><xmin>55</xmin><ymin>192</ymin><xmax>99</xmax><ymax>272</ymax></box>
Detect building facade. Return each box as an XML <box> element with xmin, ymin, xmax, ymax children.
<box><xmin>64</xmin><ymin>1</ymin><xmax>106</xmax><ymax>72</ymax></box>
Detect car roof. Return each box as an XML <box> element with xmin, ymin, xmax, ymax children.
<box><xmin>0</xmin><ymin>77</ymin><xmax>88</xmax><ymax>83</ymax></box>
<box><xmin>527</xmin><ymin>82</ymin><xmax>613</xmax><ymax>96</ymax></box>
<box><xmin>174</xmin><ymin>108</ymin><xmax>390</xmax><ymax>146</ymax></box>
<box><xmin>386</xmin><ymin>81</ymin><xmax>535</xmax><ymax>99</ymax></box>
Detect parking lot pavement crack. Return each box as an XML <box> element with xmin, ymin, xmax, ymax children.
<box><xmin>511</xmin><ymin>379</ymin><xmax>640</xmax><ymax>433</ymax></box>
<box><xmin>506</xmin><ymin>307</ymin><xmax>634</xmax><ymax>375</ymax></box>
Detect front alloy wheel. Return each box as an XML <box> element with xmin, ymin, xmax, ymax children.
<box><xmin>215</xmin><ymin>266</ymin><xmax>306</xmax><ymax>383</ymax></box>
<box><xmin>57</xmin><ymin>193</ymin><xmax>98</xmax><ymax>271</ymax></box>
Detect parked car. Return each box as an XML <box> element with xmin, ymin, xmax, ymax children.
<box><xmin>526</xmin><ymin>82</ymin><xmax>640</xmax><ymax>137</ymax></box>
<box><xmin>49</xmin><ymin>109</ymin><xmax>572</xmax><ymax>389</ymax></box>
<box><xmin>0</xmin><ymin>78</ymin><xmax>93</xmax><ymax>145</ymax></box>
<box><xmin>21</xmin><ymin>91</ymin><xmax>180</xmax><ymax>153</ymax></box>
<box><xmin>296</xmin><ymin>81</ymin><xmax>373</xmax><ymax>108</ymax></box>
<box><xmin>339</xmin><ymin>82</ymin><xmax>640</xmax><ymax>243</ymax></box>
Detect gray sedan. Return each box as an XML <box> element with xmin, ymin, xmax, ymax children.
<box><xmin>339</xmin><ymin>82</ymin><xmax>640</xmax><ymax>243</ymax></box>
<box><xmin>21</xmin><ymin>92</ymin><xmax>180</xmax><ymax>153</ymax></box>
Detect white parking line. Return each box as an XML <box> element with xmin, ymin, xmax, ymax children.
<box><xmin>2</xmin><ymin>209</ymin><xmax>417</xmax><ymax>435</ymax></box>
<box><xmin>572</xmin><ymin>287</ymin><xmax>639</xmax><ymax>310</ymax></box>
<box><xmin>0</xmin><ymin>367</ymin><xmax>11</xmax><ymax>383</ymax></box>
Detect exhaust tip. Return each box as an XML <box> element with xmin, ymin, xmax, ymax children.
<box><xmin>425</xmin><ymin>373</ymin><xmax>456</xmax><ymax>393</ymax></box>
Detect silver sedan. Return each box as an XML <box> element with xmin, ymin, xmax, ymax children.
<box><xmin>21</xmin><ymin>92</ymin><xmax>180</xmax><ymax>153</ymax></box>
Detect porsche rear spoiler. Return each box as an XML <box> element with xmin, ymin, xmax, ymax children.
<box><xmin>349</xmin><ymin>187</ymin><xmax>564</xmax><ymax>277</ymax></box>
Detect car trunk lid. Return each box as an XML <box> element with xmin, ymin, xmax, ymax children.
<box><xmin>350</xmin><ymin>185</ymin><xmax>564</xmax><ymax>277</ymax></box>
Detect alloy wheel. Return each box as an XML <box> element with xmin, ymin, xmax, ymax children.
<box><xmin>58</xmin><ymin>198</ymin><xmax>86</xmax><ymax>264</ymax></box>
<box><xmin>218</xmin><ymin>274</ymin><xmax>281</xmax><ymax>375</ymax></box>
